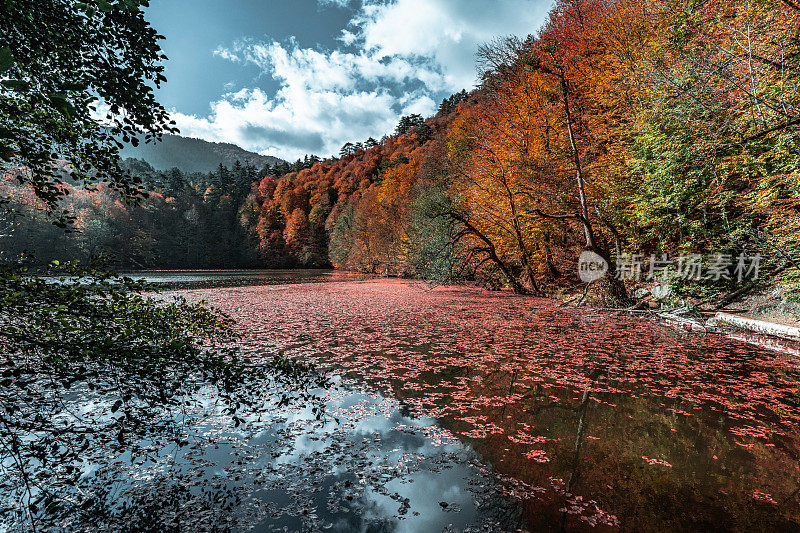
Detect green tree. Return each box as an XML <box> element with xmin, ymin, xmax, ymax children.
<box><xmin>0</xmin><ymin>0</ymin><xmax>176</xmax><ymax>224</ymax></box>
<box><xmin>395</xmin><ymin>114</ymin><xmax>424</xmax><ymax>136</ymax></box>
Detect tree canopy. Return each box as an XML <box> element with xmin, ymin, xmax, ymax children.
<box><xmin>0</xmin><ymin>0</ymin><xmax>176</xmax><ymax>224</ymax></box>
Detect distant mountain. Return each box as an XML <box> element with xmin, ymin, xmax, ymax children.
<box><xmin>120</xmin><ymin>134</ymin><xmax>285</xmax><ymax>173</ymax></box>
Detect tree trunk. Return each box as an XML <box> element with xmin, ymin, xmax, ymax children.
<box><xmin>560</xmin><ymin>76</ymin><xmax>599</xmax><ymax>253</ymax></box>
<box><xmin>543</xmin><ymin>235</ymin><xmax>561</xmax><ymax>278</ymax></box>
<box><xmin>559</xmin><ymin>74</ymin><xmax>628</xmax><ymax>304</ymax></box>
<box><xmin>449</xmin><ymin>211</ymin><xmax>533</xmax><ymax>294</ymax></box>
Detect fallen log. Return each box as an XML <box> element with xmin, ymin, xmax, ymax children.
<box><xmin>658</xmin><ymin>312</ymin><xmax>708</xmax><ymax>333</ymax></box>
<box><xmin>707</xmin><ymin>313</ymin><xmax>800</xmax><ymax>341</ymax></box>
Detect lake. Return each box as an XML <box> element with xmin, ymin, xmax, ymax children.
<box><xmin>121</xmin><ymin>269</ymin><xmax>371</xmax><ymax>289</ymax></box>
<box><xmin>104</xmin><ymin>272</ymin><xmax>800</xmax><ymax>530</ymax></box>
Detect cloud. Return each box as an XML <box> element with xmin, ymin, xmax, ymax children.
<box><xmin>240</xmin><ymin>125</ymin><xmax>326</xmax><ymax>153</ymax></box>
<box><xmin>354</xmin><ymin>0</ymin><xmax>552</xmax><ymax>89</ymax></box>
<box><xmin>317</xmin><ymin>0</ymin><xmax>352</xmax><ymax>7</ymax></box>
<box><xmin>174</xmin><ymin>0</ymin><xmax>552</xmax><ymax>161</ymax></box>
<box><xmin>170</xmin><ymin>85</ymin><xmax>413</xmax><ymax>161</ymax></box>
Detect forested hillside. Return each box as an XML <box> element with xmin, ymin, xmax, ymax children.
<box><xmin>1</xmin><ymin>153</ymin><xmax>329</xmax><ymax>268</ymax></box>
<box><xmin>3</xmin><ymin>0</ymin><xmax>798</xmax><ymax>302</ymax></box>
<box><xmin>243</xmin><ymin>0</ymin><xmax>800</xmax><ymax>300</ymax></box>
<box><xmin>120</xmin><ymin>134</ymin><xmax>285</xmax><ymax>173</ymax></box>
<box><xmin>3</xmin><ymin>159</ymin><xmax>269</xmax><ymax>268</ymax></box>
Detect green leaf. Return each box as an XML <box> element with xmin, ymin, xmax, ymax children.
<box><xmin>0</xmin><ymin>47</ymin><xmax>13</xmax><ymax>73</ymax></box>
<box><xmin>77</xmin><ymin>2</ymin><xmax>97</xmax><ymax>16</ymax></box>
<box><xmin>1</xmin><ymin>79</ymin><xmax>30</xmax><ymax>91</ymax></box>
<box><xmin>75</xmin><ymin>2</ymin><xmax>96</xmax><ymax>16</ymax></box>
<box><xmin>50</xmin><ymin>94</ymin><xmax>75</xmax><ymax>117</ymax></box>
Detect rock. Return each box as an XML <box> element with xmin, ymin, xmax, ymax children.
<box><xmin>652</xmin><ymin>285</ymin><xmax>672</xmax><ymax>300</ymax></box>
<box><xmin>659</xmin><ymin>312</ymin><xmax>706</xmax><ymax>332</ymax></box>
<box><xmin>634</xmin><ymin>288</ymin><xmax>650</xmax><ymax>299</ymax></box>
<box><xmin>707</xmin><ymin>313</ymin><xmax>800</xmax><ymax>341</ymax></box>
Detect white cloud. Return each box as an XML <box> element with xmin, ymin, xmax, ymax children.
<box><xmin>175</xmin><ymin>0</ymin><xmax>552</xmax><ymax>160</ymax></box>
<box><xmin>212</xmin><ymin>47</ymin><xmax>240</xmax><ymax>63</ymax></box>
<box><xmin>317</xmin><ymin>0</ymin><xmax>352</xmax><ymax>7</ymax></box>
<box><xmin>172</xmin><ymin>88</ymin><xmax>397</xmax><ymax>161</ymax></box>
<box><xmin>354</xmin><ymin>0</ymin><xmax>552</xmax><ymax>90</ymax></box>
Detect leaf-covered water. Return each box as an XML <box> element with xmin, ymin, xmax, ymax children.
<box><xmin>180</xmin><ymin>277</ymin><xmax>800</xmax><ymax>531</ymax></box>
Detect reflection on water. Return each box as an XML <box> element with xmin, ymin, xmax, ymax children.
<box><xmin>244</xmin><ymin>389</ymin><xmax>519</xmax><ymax>532</ymax></box>
<box><xmin>76</xmin><ymin>384</ymin><xmax>520</xmax><ymax>532</ymax></box>
<box><xmin>181</xmin><ymin>277</ymin><xmax>800</xmax><ymax>531</ymax></box>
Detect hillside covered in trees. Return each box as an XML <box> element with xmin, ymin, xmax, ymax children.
<box><xmin>4</xmin><ymin>0</ymin><xmax>799</xmax><ymax>302</ymax></box>
<box><xmin>1</xmin><ymin>157</ymin><xmax>321</xmax><ymax>269</ymax></box>
<box><xmin>242</xmin><ymin>0</ymin><xmax>800</xmax><ymax>301</ymax></box>
<box><xmin>119</xmin><ymin>134</ymin><xmax>285</xmax><ymax>174</ymax></box>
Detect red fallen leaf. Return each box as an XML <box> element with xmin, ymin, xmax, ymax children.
<box><xmin>642</xmin><ymin>456</ymin><xmax>672</xmax><ymax>467</ymax></box>
<box><xmin>185</xmin><ymin>278</ymin><xmax>800</xmax><ymax>522</ymax></box>
<box><xmin>524</xmin><ymin>449</ymin><xmax>550</xmax><ymax>463</ymax></box>
<box><xmin>751</xmin><ymin>491</ymin><xmax>778</xmax><ymax>505</ymax></box>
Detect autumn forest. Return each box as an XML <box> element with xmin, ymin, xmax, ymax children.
<box><xmin>4</xmin><ymin>0</ymin><xmax>798</xmax><ymax>304</ymax></box>
<box><xmin>2</xmin><ymin>0</ymin><xmax>800</xmax><ymax>530</ymax></box>
<box><xmin>254</xmin><ymin>0</ymin><xmax>800</xmax><ymax>300</ymax></box>
<box><xmin>22</xmin><ymin>0</ymin><xmax>800</xmax><ymax>301</ymax></box>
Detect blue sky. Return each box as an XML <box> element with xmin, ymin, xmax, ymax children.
<box><xmin>146</xmin><ymin>0</ymin><xmax>553</xmax><ymax>161</ymax></box>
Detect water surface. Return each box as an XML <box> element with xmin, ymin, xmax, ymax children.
<box><xmin>177</xmin><ymin>276</ymin><xmax>800</xmax><ymax>531</ymax></box>
<box><xmin>122</xmin><ymin>269</ymin><xmax>369</xmax><ymax>290</ymax></box>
